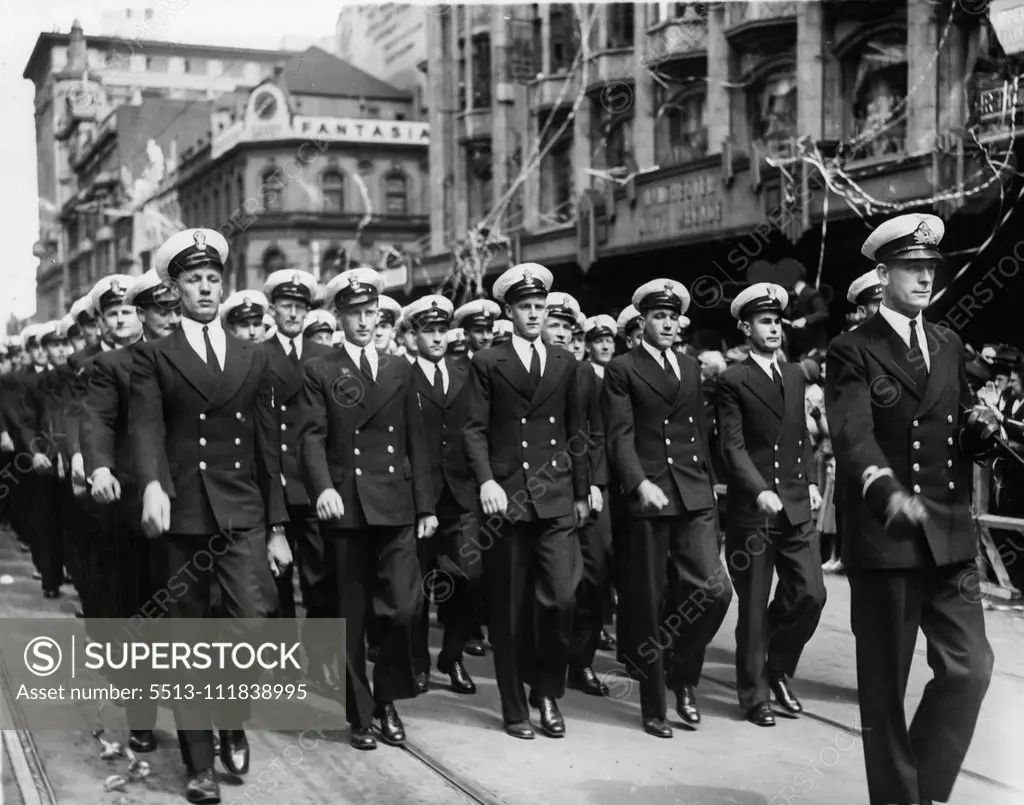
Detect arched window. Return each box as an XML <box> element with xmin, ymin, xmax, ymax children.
<box><xmin>260</xmin><ymin>167</ymin><xmax>283</xmax><ymax>211</ymax></box>
<box><xmin>261</xmin><ymin>246</ymin><xmax>287</xmax><ymax>275</ymax></box>
<box><xmin>844</xmin><ymin>28</ymin><xmax>907</xmax><ymax>160</ymax></box>
<box><xmin>748</xmin><ymin>64</ymin><xmax>797</xmax><ymax>157</ymax></box>
<box><xmin>656</xmin><ymin>84</ymin><xmax>707</xmax><ymax>166</ymax></box>
<box><xmin>321</xmin><ymin>169</ymin><xmax>345</xmax><ymax>212</ymax></box>
<box><xmin>385</xmin><ymin>173</ymin><xmax>408</xmax><ymax>215</ymax></box>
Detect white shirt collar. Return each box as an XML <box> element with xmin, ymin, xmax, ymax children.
<box><xmin>640</xmin><ymin>338</ymin><xmax>679</xmax><ymax>377</ymax></box>
<box><xmin>878</xmin><ymin>304</ymin><xmax>930</xmax><ymax>370</ymax></box>
<box><xmin>180</xmin><ymin>316</ymin><xmax>226</xmax><ymax>369</ymax></box>
<box><xmin>592</xmin><ymin>363</ymin><xmax>605</xmax><ymax>379</ymax></box>
<box><xmin>343</xmin><ymin>339</ymin><xmax>378</xmax><ymax>378</ymax></box>
<box><xmin>276</xmin><ymin>330</ymin><xmax>302</xmax><ymax>359</ymax></box>
<box><xmin>511</xmin><ymin>332</ymin><xmax>546</xmax><ymax>373</ymax></box>
<box><xmin>748</xmin><ymin>351</ymin><xmax>781</xmax><ymax>379</ymax></box>
<box><xmin>416</xmin><ymin>355</ymin><xmax>448</xmax><ymax>391</ymax></box>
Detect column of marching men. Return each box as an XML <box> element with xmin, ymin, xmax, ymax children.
<box><xmin>0</xmin><ymin>213</ymin><xmax>996</xmax><ymax>805</ymax></box>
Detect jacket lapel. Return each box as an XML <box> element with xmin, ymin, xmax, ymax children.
<box><xmin>912</xmin><ymin>323</ymin><xmax>955</xmax><ymax>419</ymax></box>
<box><xmin>862</xmin><ymin>315</ymin><xmax>924</xmax><ymax>401</ymax></box>
<box><xmin>207</xmin><ymin>335</ymin><xmax>254</xmax><ymax>411</ymax></box>
<box><xmin>413</xmin><ymin>359</ymin><xmax>445</xmax><ymax>410</ymax></box>
<box><xmin>267</xmin><ymin>338</ymin><xmax>306</xmax><ymax>401</ymax></box>
<box><xmin>161</xmin><ymin>329</ymin><xmax>218</xmax><ymax>401</ymax></box>
<box><xmin>445</xmin><ymin>357</ymin><xmax>466</xmax><ymax>407</ymax></box>
<box><xmin>632</xmin><ymin>345</ymin><xmax>676</xmax><ymax>403</ymax></box>
<box><xmin>741</xmin><ymin>357</ymin><xmax>785</xmax><ymax>420</ymax></box>
<box><xmin>356</xmin><ymin>351</ymin><xmax>403</xmax><ymax>428</ymax></box>
<box><xmin>670</xmin><ymin>353</ymin><xmax>694</xmax><ymax>412</ymax></box>
<box><xmin>495</xmin><ymin>341</ymin><xmax>535</xmax><ymax>401</ymax></box>
<box><xmin>528</xmin><ymin>349</ymin><xmax>569</xmax><ymax>413</ymax></box>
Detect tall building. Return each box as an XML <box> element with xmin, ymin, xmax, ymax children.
<box><xmin>22</xmin><ymin>20</ymin><xmax>298</xmax><ymax>318</ymax></box>
<box><xmin>421</xmin><ymin>2</ymin><xmax>1021</xmax><ymax>338</ymax></box>
<box><xmin>155</xmin><ymin>46</ymin><xmax>430</xmax><ymax>295</ymax></box>
<box><xmin>336</xmin><ymin>4</ymin><xmax>428</xmax><ymax>106</ymax></box>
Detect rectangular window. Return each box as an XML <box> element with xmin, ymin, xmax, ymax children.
<box><xmin>471</xmin><ymin>34</ymin><xmax>492</xmax><ymax>108</ymax></box>
<box><xmin>607</xmin><ymin>3</ymin><xmax>634</xmax><ymax>49</ymax></box>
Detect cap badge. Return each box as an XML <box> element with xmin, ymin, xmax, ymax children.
<box><xmin>292</xmin><ymin>271</ymin><xmax>302</xmax><ymax>285</ymax></box>
<box><xmin>193</xmin><ymin>231</ymin><xmax>207</xmax><ymax>251</ymax></box>
<box><xmin>767</xmin><ymin>285</ymin><xmax>778</xmax><ymax>301</ymax></box>
<box><xmin>111</xmin><ymin>279</ymin><xmax>122</xmax><ymax>294</ymax></box>
<box><xmin>430</xmin><ymin>299</ymin><xmax>439</xmax><ymax>309</ymax></box>
<box><xmin>663</xmin><ymin>282</ymin><xmax>674</xmax><ymax>295</ymax></box>
<box><xmin>913</xmin><ymin>222</ymin><xmax>938</xmax><ymax>246</ymax></box>
<box><xmin>522</xmin><ymin>269</ymin><xmax>533</xmax><ymax>283</ymax></box>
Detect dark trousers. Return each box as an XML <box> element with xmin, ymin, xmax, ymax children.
<box><xmin>848</xmin><ymin>562</ymin><xmax>993</xmax><ymax>805</ymax></box>
<box><xmin>28</xmin><ymin>473</ymin><xmax>64</xmax><ymax>591</ymax></box>
<box><xmin>726</xmin><ymin>520</ymin><xmax>826</xmax><ymax>711</ymax></box>
<box><xmin>413</xmin><ymin>510</ymin><xmax>479</xmax><ymax>674</ymax></box>
<box><xmin>622</xmin><ymin>509</ymin><xmax>732</xmax><ymax>719</ymax></box>
<box><xmin>160</xmin><ymin>528</ymin><xmax>278</xmax><ymax>773</ymax></box>
<box><xmin>570</xmin><ymin>502</ymin><xmax>611</xmax><ymax>669</ymax></box>
<box><xmin>326</xmin><ymin>523</ymin><xmax>420</xmax><ymax>728</ymax></box>
<box><xmin>275</xmin><ymin>504</ymin><xmax>335</xmax><ymax>656</ymax></box>
<box><xmin>60</xmin><ymin>479</ymin><xmax>85</xmax><ymax>593</ymax></box>
<box><xmin>2</xmin><ymin>452</ymin><xmax>32</xmax><ymax>545</ymax></box>
<box><xmin>482</xmin><ymin>512</ymin><xmax>580</xmax><ymax>724</ymax></box>
<box><xmin>609</xmin><ymin>483</ymin><xmax>631</xmax><ymax>660</ymax></box>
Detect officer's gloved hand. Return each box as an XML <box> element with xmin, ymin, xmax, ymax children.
<box><xmin>0</xmin><ymin>432</ymin><xmax>13</xmax><ymax>453</ymax></box>
<box><xmin>141</xmin><ymin>482</ymin><xmax>171</xmax><ymax>538</ymax></box>
<box><xmin>589</xmin><ymin>485</ymin><xmax>603</xmax><ymax>514</ymax></box>
<box><xmin>756</xmin><ymin>490</ymin><xmax>784</xmax><ymax>515</ymax></box>
<box><xmin>90</xmin><ymin>468</ymin><xmax>121</xmax><ymax>505</ymax></box>
<box><xmin>31</xmin><ymin>453</ymin><xmax>52</xmax><ymax>473</ymax></box>
<box><xmin>637</xmin><ymin>479</ymin><xmax>669</xmax><ymax>512</ymax></box>
<box><xmin>479</xmin><ymin>480</ymin><xmax>508</xmax><ymax>517</ymax></box>
<box><xmin>70</xmin><ymin>453</ymin><xmax>87</xmax><ymax>497</ymax></box>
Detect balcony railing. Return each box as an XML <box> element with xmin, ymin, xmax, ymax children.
<box><xmin>529</xmin><ymin>69</ymin><xmax>582</xmax><ymax>108</ymax></box>
<box><xmin>973</xmin><ymin>78</ymin><xmax>1024</xmax><ymax>143</ymax></box>
<box><xmin>457</xmin><ymin>108</ymin><xmax>494</xmax><ymax>142</ymax></box>
<box><xmin>588</xmin><ymin>50</ymin><xmax>637</xmax><ymax>87</ymax></box>
<box><xmin>726</xmin><ymin>1</ymin><xmax>799</xmax><ymax>28</ymax></box>
<box><xmin>725</xmin><ymin>1</ymin><xmax>798</xmax><ymax>50</ymax></box>
<box><xmin>644</xmin><ymin>17</ymin><xmax>708</xmax><ymax>64</ymax></box>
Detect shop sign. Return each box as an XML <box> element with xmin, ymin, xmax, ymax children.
<box><xmin>637</xmin><ymin>172</ymin><xmax>724</xmax><ymax>239</ymax></box>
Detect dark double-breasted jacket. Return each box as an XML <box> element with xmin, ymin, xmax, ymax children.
<box><xmin>412</xmin><ymin>356</ymin><xmax>477</xmax><ymax>515</ymax></box>
<box><xmin>297</xmin><ymin>348</ymin><xmax>434</xmax><ymax>529</ymax></box>
<box><xmin>80</xmin><ymin>342</ymin><xmax>143</xmax><ymax>489</ymax></box>
<box><xmin>129</xmin><ymin>328</ymin><xmax>286</xmax><ymax>536</ymax></box>
<box><xmin>825</xmin><ymin>313</ymin><xmax>982</xmax><ymax>570</ymax></box>
<box><xmin>462</xmin><ymin>341</ymin><xmax>589</xmax><ymax>521</ymax></box>
<box><xmin>716</xmin><ymin>357</ymin><xmax>816</xmax><ymax>530</ymax></box>
<box><xmin>601</xmin><ymin>345</ymin><xmax>715</xmax><ymax>518</ymax></box>
<box><xmin>259</xmin><ymin>337</ymin><xmax>334</xmax><ymax>507</ymax></box>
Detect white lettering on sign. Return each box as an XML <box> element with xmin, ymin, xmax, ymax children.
<box><xmin>637</xmin><ymin>174</ymin><xmax>724</xmax><ymax>238</ymax></box>
<box><xmin>295</xmin><ymin>117</ymin><xmax>430</xmax><ymax>145</ymax></box>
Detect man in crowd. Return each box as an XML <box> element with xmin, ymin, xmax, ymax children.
<box><xmin>716</xmin><ymin>282</ymin><xmax>826</xmax><ymax>728</ymax></box>
<box><xmin>463</xmin><ymin>263</ymin><xmax>589</xmax><ymax>740</ymax></box>
<box><xmin>220</xmin><ymin>290</ymin><xmax>269</xmax><ymax>342</ymax></box>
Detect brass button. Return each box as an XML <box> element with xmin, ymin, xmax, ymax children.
<box><xmin>523</xmin><ymin>462</ymin><xmax>529</xmax><ymax>469</ymax></box>
<box><xmin>235</xmin><ymin>438</ymin><xmax>241</xmax><ymax>446</ymax></box>
<box><xmin>947</xmin><ymin>459</ymin><xmax>952</xmax><ymax>467</ymax></box>
<box><xmin>947</xmin><ymin>437</ymin><xmax>953</xmax><ymax>446</ymax></box>
<box><xmin>688</xmin><ymin>417</ymin><xmax>694</xmax><ymax>423</ymax></box>
<box><xmin>913</xmin><ymin>484</ymin><xmax>921</xmax><ymax>493</ymax></box>
<box><xmin>949</xmin><ymin>481</ymin><xmax>955</xmax><ymax>489</ymax></box>
<box><xmin>199</xmin><ymin>461</ymin><xmax>207</xmax><ymax>470</ymax></box>
<box><xmin>281</xmin><ymin>444</ymin><xmax>288</xmax><ymax>452</ymax></box>
<box><xmin>354</xmin><ymin>448</ymin><xmax>361</xmax><ymax>456</ymax></box>
<box><xmin>280</xmin><ymin>424</ymin><xmax>287</xmax><ymax>431</ymax></box>
<box><xmin>389</xmin><ymin>466</ymin><xmax>395</xmax><ymax>473</ymax></box>
<box><xmin>355</xmin><ymin>468</ymin><xmax>362</xmax><ymax>476</ymax></box>
<box><xmin>389</xmin><ymin>426</ymin><xmax>395</xmax><ymax>433</ymax></box>
<box><xmin>387</xmin><ymin>446</ymin><xmax>394</xmax><ymax>454</ymax></box>
<box><xmin>550</xmin><ymin>439</ymin><xmax>556</xmax><ymax>446</ymax></box>
<box><xmin>199</xmin><ymin>413</ymin><xmax>206</xmax><ymax>421</ymax></box>
<box><xmin>796</xmin><ymin>458</ymin><xmax>801</xmax><ymax>464</ymax></box>
<box><xmin>947</xmin><ymin>414</ymin><xmax>953</xmax><ymax>424</ymax></box>
<box><xmin>912</xmin><ymin>420</ymin><xmax>919</xmax><ymax>427</ymax></box>
<box><xmin>913</xmin><ymin>463</ymin><xmax>920</xmax><ymax>472</ymax></box>
<box><xmin>665</xmin><ymin>439</ymin><xmax>671</xmax><ymax>446</ymax></box>
<box><xmin>667</xmin><ymin>457</ymin><xmax>674</xmax><ymax>465</ymax></box>
<box><xmin>797</xmin><ymin>473</ymin><xmax>802</xmax><ymax>479</ymax></box>
<box><xmin>199</xmin><ymin>438</ymin><xmax>207</xmax><ymax>446</ymax></box>
<box><xmin>774</xmin><ymin>477</ymin><xmax>780</xmax><ymax>485</ymax></box>
<box><xmin>234</xmin><ymin>461</ymin><xmax>241</xmax><ymax>469</ymax></box>
<box><xmin>551</xmin><ymin>460</ymin><xmax>557</xmax><ymax>467</ymax></box>
<box><xmin>522</xmin><ymin>441</ymin><xmax>528</xmax><ymax>448</ymax></box>
<box><xmin>693</xmin><ymin>456</ymin><xmax>699</xmax><ymax>463</ymax></box>
<box><xmin>236</xmin><ymin>412</ymin><xmax>243</xmax><ymax>420</ymax></box>
<box><xmin>774</xmin><ymin>461</ymin><xmax>779</xmax><ymax>468</ymax></box>
<box><xmin>798</xmin><ymin>440</ymin><xmax>803</xmax><ymax>447</ymax></box>
<box><xmin>280</xmin><ymin>404</ymin><xmax>287</xmax><ymax>412</ymax></box>
<box><xmin>549</xmin><ymin>417</ymin><xmax>556</xmax><ymax>424</ymax></box>
<box><xmin>355</xmin><ymin>429</ymin><xmax>360</xmax><ymax>435</ymax></box>
<box><xmin>521</xmin><ymin>418</ymin><xmax>527</xmax><ymax>425</ymax></box>
<box><xmin>913</xmin><ymin>441</ymin><xmax>921</xmax><ymax>450</ymax></box>
<box><xmin>774</xmin><ymin>445</ymin><xmax>779</xmax><ymax>451</ymax></box>
<box><xmin>690</xmin><ymin>437</ymin><xmax>695</xmax><ymax>443</ymax></box>
<box><xmin>664</xmin><ymin>419</ymin><xmax>669</xmax><ymax>425</ymax></box>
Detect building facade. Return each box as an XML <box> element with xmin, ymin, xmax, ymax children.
<box><xmin>23</xmin><ymin>21</ymin><xmax>297</xmax><ymax>318</ymax></box>
<box><xmin>422</xmin><ymin>1</ymin><xmax>1020</xmax><ymax>340</ymax></box>
<box><xmin>159</xmin><ymin>46</ymin><xmax>430</xmax><ymax>294</ymax></box>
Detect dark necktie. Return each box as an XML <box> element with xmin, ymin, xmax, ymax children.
<box><xmin>288</xmin><ymin>339</ymin><xmax>299</xmax><ymax>365</ymax></box>
<box><xmin>909</xmin><ymin>319</ymin><xmax>929</xmax><ymax>384</ymax></box>
<box><xmin>432</xmin><ymin>365</ymin><xmax>445</xmax><ymax>399</ymax></box>
<box><xmin>529</xmin><ymin>344</ymin><xmax>542</xmax><ymax>388</ymax></box>
<box><xmin>203</xmin><ymin>325</ymin><xmax>221</xmax><ymax>377</ymax></box>
<box><xmin>771</xmin><ymin>362</ymin><xmax>784</xmax><ymax>397</ymax></box>
<box><xmin>662</xmin><ymin>351</ymin><xmax>679</xmax><ymax>391</ymax></box>
<box><xmin>359</xmin><ymin>347</ymin><xmax>374</xmax><ymax>382</ymax></box>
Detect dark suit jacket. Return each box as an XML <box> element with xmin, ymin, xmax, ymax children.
<box><xmin>716</xmin><ymin>357</ymin><xmax>816</xmax><ymax>530</ymax></box>
<box><xmin>578</xmin><ymin>361</ymin><xmax>608</xmax><ymax>487</ymax></box>
<box><xmin>260</xmin><ymin>337</ymin><xmax>335</xmax><ymax>507</ymax></box>
<box><xmin>63</xmin><ymin>342</ymin><xmax>107</xmax><ymax>460</ymax></box>
<box><xmin>601</xmin><ymin>345</ymin><xmax>715</xmax><ymax>518</ymax></box>
<box><xmin>786</xmin><ymin>284</ymin><xmax>829</xmax><ymax>357</ymax></box>
<box><xmin>129</xmin><ymin>328</ymin><xmax>286</xmax><ymax>536</ymax></box>
<box><xmin>3</xmin><ymin>367</ymin><xmax>47</xmax><ymax>451</ymax></box>
<box><xmin>412</xmin><ymin>356</ymin><xmax>477</xmax><ymax>514</ymax></box>
<box><xmin>463</xmin><ymin>340</ymin><xmax>588</xmax><ymax>519</ymax></box>
<box><xmin>297</xmin><ymin>348</ymin><xmax>433</xmax><ymax>528</ymax></box>
<box><xmin>825</xmin><ymin>313</ymin><xmax>978</xmax><ymax>569</ymax></box>
<box><xmin>22</xmin><ymin>364</ymin><xmax>83</xmax><ymax>474</ymax></box>
<box><xmin>80</xmin><ymin>343</ymin><xmax>142</xmax><ymax>488</ymax></box>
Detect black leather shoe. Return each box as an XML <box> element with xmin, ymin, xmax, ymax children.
<box><xmin>350</xmin><ymin>728</ymin><xmax>377</xmax><ymax>750</ymax></box>
<box><xmin>674</xmin><ymin>685</ymin><xmax>701</xmax><ymax>729</ymax></box>
<box><xmin>745</xmin><ymin>702</ymin><xmax>776</xmax><ymax>727</ymax></box>
<box><xmin>440</xmin><ymin>660</ymin><xmax>476</xmax><ymax>694</ymax></box>
<box><xmin>770</xmin><ymin>677</ymin><xmax>803</xmax><ymax>717</ymax></box>
<box><xmin>185</xmin><ymin>769</ymin><xmax>221</xmax><ymax>803</ymax></box>
<box><xmin>530</xmin><ymin>695</ymin><xmax>565</xmax><ymax>738</ymax></box>
<box><xmin>568</xmin><ymin>666</ymin><xmax>609</xmax><ymax>697</ymax></box>
<box><xmin>128</xmin><ymin>730</ymin><xmax>157</xmax><ymax>753</ymax></box>
<box><xmin>218</xmin><ymin>729</ymin><xmax>249</xmax><ymax>776</ymax></box>
<box><xmin>464</xmin><ymin>639</ymin><xmax>486</xmax><ymax>657</ymax></box>
<box><xmin>375</xmin><ymin>703</ymin><xmax>406</xmax><ymax>746</ymax></box>
<box><xmin>367</xmin><ymin>644</ymin><xmax>379</xmax><ymax>663</ymax></box>
<box><xmin>598</xmin><ymin>628</ymin><xmax>616</xmax><ymax>651</ymax></box>
<box><xmin>211</xmin><ymin>732</ymin><xmax>220</xmax><ymax>757</ymax></box>
<box><xmin>415</xmin><ymin>672</ymin><xmax>429</xmax><ymax>694</ymax></box>
<box><xmin>642</xmin><ymin>717</ymin><xmax>673</xmax><ymax>738</ymax></box>
<box><xmin>504</xmin><ymin>720</ymin><xmax>535</xmax><ymax>740</ymax></box>
<box><xmin>43</xmin><ymin>589</ymin><xmax>60</xmax><ymax>599</ymax></box>
<box><xmin>311</xmin><ymin>660</ymin><xmax>343</xmax><ymax>697</ymax></box>
<box><xmin>32</xmin><ymin>570</ymin><xmax>41</xmax><ymax>581</ymax></box>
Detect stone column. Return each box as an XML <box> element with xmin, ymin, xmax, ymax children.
<box><xmin>632</xmin><ymin>2</ymin><xmax>655</xmax><ymax>169</ymax></box>
<box><xmin>705</xmin><ymin>3</ymin><xmax>730</xmax><ymax>154</ymax></box>
<box><xmin>797</xmin><ymin>1</ymin><xmax>824</xmax><ymax>143</ymax></box>
<box><xmin>906</xmin><ymin>0</ymin><xmax>938</xmax><ymax>155</ymax></box>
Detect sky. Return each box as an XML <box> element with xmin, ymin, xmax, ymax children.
<box><xmin>0</xmin><ymin>0</ymin><xmax>344</xmax><ymax>324</ymax></box>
